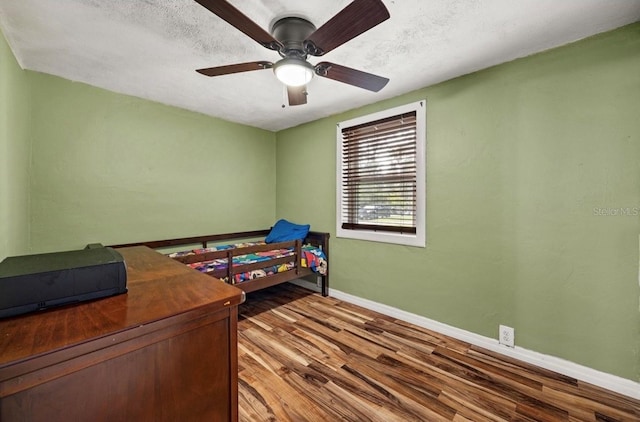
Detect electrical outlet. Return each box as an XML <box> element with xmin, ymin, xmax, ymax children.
<box><xmin>499</xmin><ymin>325</ymin><xmax>515</xmax><ymax>348</ymax></box>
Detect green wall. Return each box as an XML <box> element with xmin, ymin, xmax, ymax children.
<box><xmin>0</xmin><ymin>31</ymin><xmax>30</xmax><ymax>261</ymax></box>
<box><xmin>27</xmin><ymin>73</ymin><xmax>277</xmax><ymax>252</ymax></box>
<box><xmin>276</xmin><ymin>24</ymin><xmax>640</xmax><ymax>382</ymax></box>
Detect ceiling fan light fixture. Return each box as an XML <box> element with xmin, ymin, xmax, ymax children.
<box><xmin>273</xmin><ymin>58</ymin><xmax>314</xmax><ymax>87</ymax></box>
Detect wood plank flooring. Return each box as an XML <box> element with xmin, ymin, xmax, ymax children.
<box><xmin>237</xmin><ymin>283</ymin><xmax>640</xmax><ymax>421</ymax></box>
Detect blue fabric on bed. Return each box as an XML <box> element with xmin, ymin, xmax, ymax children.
<box><xmin>265</xmin><ymin>219</ymin><xmax>310</xmax><ymax>243</ymax></box>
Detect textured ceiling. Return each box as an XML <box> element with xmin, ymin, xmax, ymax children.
<box><xmin>1</xmin><ymin>0</ymin><xmax>639</xmax><ymax>131</ymax></box>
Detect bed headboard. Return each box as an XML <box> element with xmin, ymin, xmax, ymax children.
<box><xmin>304</xmin><ymin>231</ymin><xmax>330</xmax><ymax>252</ymax></box>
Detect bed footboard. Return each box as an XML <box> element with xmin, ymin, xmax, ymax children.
<box><xmin>110</xmin><ymin>230</ymin><xmax>330</xmax><ymax>296</ymax></box>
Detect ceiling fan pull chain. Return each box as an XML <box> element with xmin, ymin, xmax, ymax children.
<box><xmin>282</xmin><ymin>85</ymin><xmax>287</xmax><ymax>108</ymax></box>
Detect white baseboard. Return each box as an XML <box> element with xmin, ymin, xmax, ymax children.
<box><xmin>316</xmin><ymin>286</ymin><xmax>640</xmax><ymax>400</ymax></box>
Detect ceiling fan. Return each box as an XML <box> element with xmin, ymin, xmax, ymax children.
<box><xmin>194</xmin><ymin>0</ymin><xmax>390</xmax><ymax>106</ymax></box>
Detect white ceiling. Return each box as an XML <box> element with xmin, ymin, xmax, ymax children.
<box><xmin>1</xmin><ymin>1</ymin><xmax>639</xmax><ymax>131</ymax></box>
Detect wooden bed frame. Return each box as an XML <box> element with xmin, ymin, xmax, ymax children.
<box><xmin>110</xmin><ymin>229</ymin><xmax>329</xmax><ymax>296</ymax></box>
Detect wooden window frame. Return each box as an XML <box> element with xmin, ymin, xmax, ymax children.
<box><xmin>336</xmin><ymin>100</ymin><xmax>426</xmax><ymax>247</ymax></box>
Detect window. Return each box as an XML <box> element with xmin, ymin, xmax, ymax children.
<box><xmin>336</xmin><ymin>100</ymin><xmax>426</xmax><ymax>247</ymax></box>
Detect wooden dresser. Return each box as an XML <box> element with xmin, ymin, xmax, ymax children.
<box><xmin>0</xmin><ymin>246</ymin><xmax>244</xmax><ymax>421</ymax></box>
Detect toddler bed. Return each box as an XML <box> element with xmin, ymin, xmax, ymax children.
<box><xmin>110</xmin><ymin>223</ymin><xmax>329</xmax><ymax>296</ymax></box>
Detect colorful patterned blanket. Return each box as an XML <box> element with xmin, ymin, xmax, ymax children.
<box><xmin>168</xmin><ymin>241</ymin><xmax>327</xmax><ymax>284</ymax></box>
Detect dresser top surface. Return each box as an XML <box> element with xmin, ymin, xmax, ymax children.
<box><xmin>0</xmin><ymin>246</ymin><xmax>243</xmax><ymax>367</ymax></box>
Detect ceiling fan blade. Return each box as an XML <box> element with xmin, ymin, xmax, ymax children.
<box><xmin>287</xmin><ymin>85</ymin><xmax>308</xmax><ymax>106</ymax></box>
<box><xmin>196</xmin><ymin>61</ymin><xmax>273</xmax><ymax>77</ymax></box>
<box><xmin>304</xmin><ymin>0</ymin><xmax>389</xmax><ymax>56</ymax></box>
<box><xmin>194</xmin><ymin>0</ymin><xmax>282</xmax><ymax>51</ymax></box>
<box><xmin>315</xmin><ymin>62</ymin><xmax>389</xmax><ymax>92</ymax></box>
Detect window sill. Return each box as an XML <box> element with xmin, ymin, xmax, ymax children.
<box><xmin>336</xmin><ymin>227</ymin><xmax>425</xmax><ymax>247</ymax></box>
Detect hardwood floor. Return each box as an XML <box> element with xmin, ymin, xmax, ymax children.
<box><xmin>237</xmin><ymin>284</ymin><xmax>640</xmax><ymax>421</ymax></box>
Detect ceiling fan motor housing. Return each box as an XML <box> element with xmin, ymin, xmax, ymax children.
<box><xmin>270</xmin><ymin>17</ymin><xmax>316</xmax><ymax>57</ymax></box>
